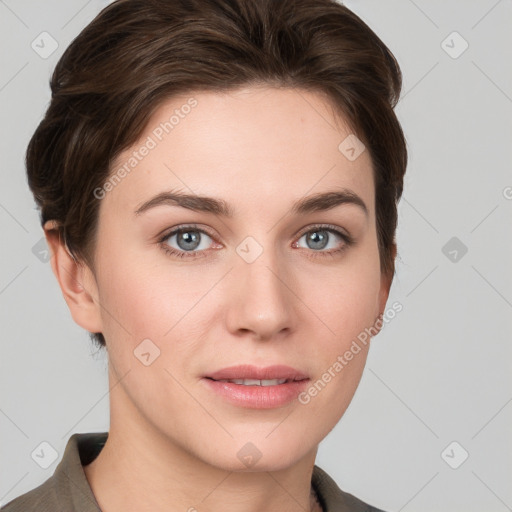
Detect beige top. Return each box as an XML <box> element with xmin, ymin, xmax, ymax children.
<box><xmin>1</xmin><ymin>432</ymin><xmax>385</xmax><ymax>512</ymax></box>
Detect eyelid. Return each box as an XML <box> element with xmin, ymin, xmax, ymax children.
<box><xmin>158</xmin><ymin>223</ymin><xmax>351</xmax><ymax>243</ymax></box>
<box><xmin>158</xmin><ymin>223</ymin><xmax>216</xmax><ymax>241</ymax></box>
<box><xmin>157</xmin><ymin>224</ymin><xmax>218</xmax><ymax>260</ymax></box>
<box><xmin>158</xmin><ymin>222</ymin><xmax>354</xmax><ymax>258</ymax></box>
<box><xmin>295</xmin><ymin>222</ymin><xmax>351</xmax><ymax>240</ymax></box>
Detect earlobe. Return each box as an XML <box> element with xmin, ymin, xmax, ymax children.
<box><xmin>43</xmin><ymin>220</ymin><xmax>103</xmax><ymax>334</ymax></box>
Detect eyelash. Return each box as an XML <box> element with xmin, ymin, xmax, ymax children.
<box><xmin>157</xmin><ymin>223</ymin><xmax>354</xmax><ymax>260</ymax></box>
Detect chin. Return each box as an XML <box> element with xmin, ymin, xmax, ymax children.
<box><xmin>198</xmin><ymin>433</ymin><xmax>314</xmax><ymax>473</ymax></box>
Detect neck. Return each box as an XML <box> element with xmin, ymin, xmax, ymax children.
<box><xmin>83</xmin><ymin>384</ymin><xmax>321</xmax><ymax>512</ymax></box>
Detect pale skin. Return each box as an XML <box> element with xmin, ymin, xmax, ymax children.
<box><xmin>44</xmin><ymin>85</ymin><xmax>395</xmax><ymax>512</ymax></box>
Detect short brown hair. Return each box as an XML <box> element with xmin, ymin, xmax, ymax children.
<box><xmin>27</xmin><ymin>0</ymin><xmax>408</xmax><ymax>349</ymax></box>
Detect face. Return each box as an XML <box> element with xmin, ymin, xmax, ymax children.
<box><xmin>68</xmin><ymin>86</ymin><xmax>391</xmax><ymax>471</ymax></box>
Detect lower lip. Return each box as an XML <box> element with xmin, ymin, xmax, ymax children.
<box><xmin>202</xmin><ymin>378</ymin><xmax>310</xmax><ymax>409</ymax></box>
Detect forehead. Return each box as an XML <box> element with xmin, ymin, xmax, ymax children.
<box><xmin>101</xmin><ymin>86</ymin><xmax>374</xmax><ymax>219</ymax></box>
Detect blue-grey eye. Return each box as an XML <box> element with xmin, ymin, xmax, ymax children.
<box><xmin>297</xmin><ymin>229</ymin><xmax>344</xmax><ymax>251</ymax></box>
<box><xmin>165</xmin><ymin>229</ymin><xmax>213</xmax><ymax>252</ymax></box>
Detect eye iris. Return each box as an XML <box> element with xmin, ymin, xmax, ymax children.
<box><xmin>178</xmin><ymin>230</ymin><xmax>201</xmax><ymax>251</ymax></box>
<box><xmin>307</xmin><ymin>230</ymin><xmax>328</xmax><ymax>250</ymax></box>
<box><xmin>170</xmin><ymin>228</ymin><xmax>338</xmax><ymax>254</ymax></box>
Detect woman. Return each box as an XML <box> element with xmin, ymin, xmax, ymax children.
<box><xmin>3</xmin><ymin>0</ymin><xmax>407</xmax><ymax>510</ymax></box>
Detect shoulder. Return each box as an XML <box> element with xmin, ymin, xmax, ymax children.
<box><xmin>312</xmin><ymin>465</ymin><xmax>387</xmax><ymax>512</ymax></box>
<box><xmin>1</xmin><ymin>432</ymin><xmax>106</xmax><ymax>512</ymax></box>
<box><xmin>1</xmin><ymin>476</ymin><xmax>59</xmax><ymax>512</ymax></box>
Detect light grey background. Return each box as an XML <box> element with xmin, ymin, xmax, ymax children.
<box><xmin>1</xmin><ymin>1</ymin><xmax>511</xmax><ymax>511</ymax></box>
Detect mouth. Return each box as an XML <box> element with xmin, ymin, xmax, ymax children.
<box><xmin>202</xmin><ymin>365</ymin><xmax>310</xmax><ymax>408</ymax></box>
<box><xmin>204</xmin><ymin>364</ymin><xmax>309</xmax><ymax>383</ymax></box>
<box><xmin>205</xmin><ymin>377</ymin><xmax>305</xmax><ymax>386</ymax></box>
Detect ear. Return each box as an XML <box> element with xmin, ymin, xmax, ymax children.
<box><xmin>44</xmin><ymin>220</ymin><xmax>103</xmax><ymax>335</ymax></box>
<box><xmin>374</xmin><ymin>243</ymin><xmax>397</xmax><ymax>334</ymax></box>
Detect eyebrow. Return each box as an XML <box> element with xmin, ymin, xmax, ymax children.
<box><xmin>134</xmin><ymin>188</ymin><xmax>368</xmax><ymax>218</ymax></box>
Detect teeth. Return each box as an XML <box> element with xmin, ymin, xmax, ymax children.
<box><xmin>217</xmin><ymin>378</ymin><xmax>288</xmax><ymax>386</ymax></box>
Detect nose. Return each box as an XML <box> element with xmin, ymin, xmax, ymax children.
<box><xmin>224</xmin><ymin>241</ymin><xmax>297</xmax><ymax>341</ymax></box>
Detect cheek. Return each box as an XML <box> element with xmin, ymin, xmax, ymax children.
<box><xmin>326</xmin><ymin>271</ymin><xmax>380</xmax><ymax>340</ymax></box>
<box><xmin>309</xmin><ymin>251</ymin><xmax>381</xmax><ymax>348</ymax></box>
<box><xmin>297</xmin><ymin>266</ymin><xmax>379</xmax><ymax>430</ymax></box>
<box><xmin>94</xmin><ymin>247</ymin><xmax>218</xmax><ymax>366</ymax></box>
<box><xmin>300</xmin><ymin>245</ymin><xmax>381</xmax><ymax>408</ymax></box>
<box><xmin>96</xmin><ymin>225</ymin><xmax>381</xmax><ymax>361</ymax></box>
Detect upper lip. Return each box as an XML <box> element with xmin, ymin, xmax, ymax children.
<box><xmin>205</xmin><ymin>364</ymin><xmax>309</xmax><ymax>381</ymax></box>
